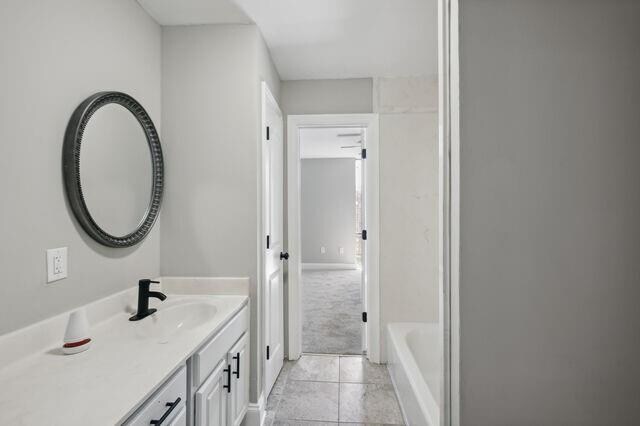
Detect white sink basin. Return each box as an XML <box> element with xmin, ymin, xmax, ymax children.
<box><xmin>133</xmin><ymin>300</ymin><xmax>218</xmax><ymax>343</ymax></box>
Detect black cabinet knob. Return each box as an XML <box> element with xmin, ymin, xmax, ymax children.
<box><xmin>280</xmin><ymin>252</ymin><xmax>289</xmax><ymax>260</ymax></box>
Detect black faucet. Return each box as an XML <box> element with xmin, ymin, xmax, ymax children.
<box><xmin>129</xmin><ymin>279</ymin><xmax>167</xmax><ymax>321</ymax></box>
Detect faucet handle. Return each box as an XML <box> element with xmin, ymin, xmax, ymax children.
<box><xmin>139</xmin><ymin>279</ymin><xmax>160</xmax><ymax>286</ymax></box>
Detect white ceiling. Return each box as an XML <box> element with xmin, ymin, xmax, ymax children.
<box><xmin>236</xmin><ymin>0</ymin><xmax>438</xmax><ymax>80</ymax></box>
<box><xmin>300</xmin><ymin>128</ymin><xmax>365</xmax><ymax>159</ymax></box>
<box><xmin>138</xmin><ymin>0</ymin><xmax>438</xmax><ymax>80</ymax></box>
<box><xmin>138</xmin><ymin>0</ymin><xmax>251</xmax><ymax>25</ymax></box>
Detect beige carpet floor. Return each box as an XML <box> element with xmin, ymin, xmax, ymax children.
<box><xmin>301</xmin><ymin>269</ymin><xmax>363</xmax><ymax>354</ymax></box>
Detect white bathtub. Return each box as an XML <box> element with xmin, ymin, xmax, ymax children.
<box><xmin>387</xmin><ymin>323</ymin><xmax>441</xmax><ymax>426</ymax></box>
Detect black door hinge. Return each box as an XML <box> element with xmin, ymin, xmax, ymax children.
<box><xmin>266</xmin><ymin>345</ymin><xmax>270</xmax><ymax>360</ymax></box>
<box><xmin>362</xmin><ymin>312</ymin><xmax>368</xmax><ymax>323</ymax></box>
<box><xmin>266</xmin><ymin>126</ymin><xmax>270</xmax><ymax>141</ymax></box>
<box><xmin>266</xmin><ymin>235</ymin><xmax>270</xmax><ymax>249</ymax></box>
<box><xmin>361</xmin><ymin>148</ymin><xmax>367</xmax><ymax>159</ymax></box>
<box><xmin>361</xmin><ymin>230</ymin><xmax>368</xmax><ymax>240</ymax></box>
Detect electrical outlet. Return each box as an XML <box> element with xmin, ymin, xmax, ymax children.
<box><xmin>320</xmin><ymin>246</ymin><xmax>326</xmax><ymax>254</ymax></box>
<box><xmin>339</xmin><ymin>247</ymin><xmax>345</xmax><ymax>255</ymax></box>
<box><xmin>47</xmin><ymin>247</ymin><xmax>68</xmax><ymax>283</ymax></box>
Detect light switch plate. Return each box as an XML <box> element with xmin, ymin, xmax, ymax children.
<box><xmin>47</xmin><ymin>247</ymin><xmax>68</xmax><ymax>283</ymax></box>
<box><xmin>320</xmin><ymin>246</ymin><xmax>326</xmax><ymax>254</ymax></box>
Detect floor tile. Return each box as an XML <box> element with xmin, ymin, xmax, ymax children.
<box><xmin>288</xmin><ymin>355</ymin><xmax>340</xmax><ymax>382</ymax></box>
<box><xmin>272</xmin><ymin>360</ymin><xmax>295</xmax><ymax>395</ymax></box>
<box><xmin>276</xmin><ymin>380</ymin><xmax>340</xmax><ymax>422</ymax></box>
<box><xmin>339</xmin><ymin>357</ymin><xmax>391</xmax><ymax>384</ymax></box>
<box><xmin>273</xmin><ymin>421</ymin><xmax>338</xmax><ymax>426</ymax></box>
<box><xmin>339</xmin><ymin>383</ymin><xmax>403</xmax><ymax>424</ymax></box>
<box><xmin>267</xmin><ymin>392</ymin><xmax>281</xmax><ymax>411</ymax></box>
<box><xmin>265</xmin><ymin>410</ymin><xmax>276</xmax><ymax>426</ymax></box>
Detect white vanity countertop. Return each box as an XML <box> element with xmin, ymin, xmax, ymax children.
<box><xmin>0</xmin><ymin>280</ymin><xmax>249</xmax><ymax>426</ymax></box>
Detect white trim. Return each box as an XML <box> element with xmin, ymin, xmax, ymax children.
<box><xmin>301</xmin><ymin>263</ymin><xmax>360</xmax><ymax>271</ymax></box>
<box><xmin>287</xmin><ymin>113</ymin><xmax>380</xmax><ymax>363</ymax></box>
<box><xmin>244</xmin><ymin>392</ymin><xmax>265</xmax><ymax>426</ymax></box>
<box><xmin>438</xmin><ymin>0</ymin><xmax>460</xmax><ymax>425</ymax></box>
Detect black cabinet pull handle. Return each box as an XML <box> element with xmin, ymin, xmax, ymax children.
<box><xmin>223</xmin><ymin>366</ymin><xmax>232</xmax><ymax>393</ymax></box>
<box><xmin>280</xmin><ymin>252</ymin><xmax>289</xmax><ymax>260</ymax></box>
<box><xmin>233</xmin><ymin>353</ymin><xmax>240</xmax><ymax>378</ymax></box>
<box><xmin>150</xmin><ymin>397</ymin><xmax>181</xmax><ymax>425</ymax></box>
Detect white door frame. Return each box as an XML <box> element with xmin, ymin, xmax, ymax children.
<box><xmin>439</xmin><ymin>0</ymin><xmax>460</xmax><ymax>424</ymax></box>
<box><xmin>286</xmin><ymin>113</ymin><xmax>381</xmax><ymax>363</ymax></box>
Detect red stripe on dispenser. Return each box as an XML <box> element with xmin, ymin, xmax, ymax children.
<box><xmin>63</xmin><ymin>338</ymin><xmax>91</xmax><ymax>348</ymax></box>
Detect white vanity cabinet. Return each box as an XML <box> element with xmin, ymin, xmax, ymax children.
<box><xmin>193</xmin><ymin>307</ymin><xmax>250</xmax><ymax>426</ymax></box>
<box><xmin>194</xmin><ymin>333</ymin><xmax>249</xmax><ymax>426</ymax></box>
<box><xmin>123</xmin><ymin>303</ymin><xmax>250</xmax><ymax>426</ymax></box>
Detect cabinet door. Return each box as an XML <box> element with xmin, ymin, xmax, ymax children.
<box><xmin>195</xmin><ymin>359</ymin><xmax>230</xmax><ymax>426</ymax></box>
<box><xmin>227</xmin><ymin>333</ymin><xmax>250</xmax><ymax>426</ymax></box>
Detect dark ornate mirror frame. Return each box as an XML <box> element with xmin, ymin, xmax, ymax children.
<box><xmin>62</xmin><ymin>92</ymin><xmax>164</xmax><ymax>248</ymax></box>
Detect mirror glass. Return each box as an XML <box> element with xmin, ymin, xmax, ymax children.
<box><xmin>79</xmin><ymin>103</ymin><xmax>152</xmax><ymax>237</ymax></box>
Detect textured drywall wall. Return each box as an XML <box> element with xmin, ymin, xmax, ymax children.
<box><xmin>0</xmin><ymin>0</ymin><xmax>161</xmax><ymax>335</ymax></box>
<box><xmin>376</xmin><ymin>76</ymin><xmax>439</xmax><ymax>360</ymax></box>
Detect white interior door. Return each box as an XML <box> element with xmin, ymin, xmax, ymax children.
<box><xmin>263</xmin><ymin>83</ymin><xmax>285</xmax><ymax>396</ymax></box>
<box><xmin>359</xmin><ymin>131</ymin><xmax>368</xmax><ymax>354</ymax></box>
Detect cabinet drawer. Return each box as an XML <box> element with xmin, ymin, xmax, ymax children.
<box><xmin>167</xmin><ymin>404</ymin><xmax>186</xmax><ymax>426</ymax></box>
<box><xmin>193</xmin><ymin>306</ymin><xmax>249</xmax><ymax>387</ymax></box>
<box><xmin>123</xmin><ymin>366</ymin><xmax>186</xmax><ymax>426</ymax></box>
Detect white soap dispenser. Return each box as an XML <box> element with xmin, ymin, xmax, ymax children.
<box><xmin>62</xmin><ymin>308</ymin><xmax>92</xmax><ymax>355</ymax></box>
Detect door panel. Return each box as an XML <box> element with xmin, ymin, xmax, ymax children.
<box><xmin>263</xmin><ymin>83</ymin><xmax>285</xmax><ymax>396</ymax></box>
<box><xmin>195</xmin><ymin>360</ymin><xmax>228</xmax><ymax>426</ymax></box>
<box><xmin>227</xmin><ymin>333</ymin><xmax>249</xmax><ymax>426</ymax></box>
<box><xmin>265</xmin><ymin>269</ymin><xmax>284</xmax><ymax>395</ymax></box>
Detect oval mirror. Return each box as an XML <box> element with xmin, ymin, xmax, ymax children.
<box><xmin>63</xmin><ymin>92</ymin><xmax>164</xmax><ymax>247</ymax></box>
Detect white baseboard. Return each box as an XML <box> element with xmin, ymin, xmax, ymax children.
<box><xmin>243</xmin><ymin>393</ymin><xmax>265</xmax><ymax>426</ymax></box>
<box><xmin>302</xmin><ymin>263</ymin><xmax>360</xmax><ymax>271</ymax></box>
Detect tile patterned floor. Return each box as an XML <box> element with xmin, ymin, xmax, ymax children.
<box><xmin>266</xmin><ymin>355</ymin><xmax>404</xmax><ymax>426</ymax></box>
<box><xmin>302</xmin><ymin>270</ymin><xmax>363</xmax><ymax>354</ymax></box>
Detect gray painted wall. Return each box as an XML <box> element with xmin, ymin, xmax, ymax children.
<box><xmin>161</xmin><ymin>25</ymin><xmax>258</xmax><ymax>280</ymax></box>
<box><xmin>160</xmin><ymin>24</ymin><xmax>280</xmax><ymax>403</ymax></box>
<box><xmin>459</xmin><ymin>1</ymin><xmax>640</xmax><ymax>424</ymax></box>
<box><xmin>280</xmin><ymin>79</ymin><xmax>373</xmax><ymax>115</ymax></box>
<box><xmin>0</xmin><ymin>0</ymin><xmax>161</xmax><ymax>335</ymax></box>
<box><xmin>301</xmin><ymin>159</ymin><xmax>356</xmax><ymax>264</ymax></box>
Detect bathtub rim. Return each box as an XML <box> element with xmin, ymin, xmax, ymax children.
<box><xmin>387</xmin><ymin>322</ymin><xmax>440</xmax><ymax>426</ymax></box>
